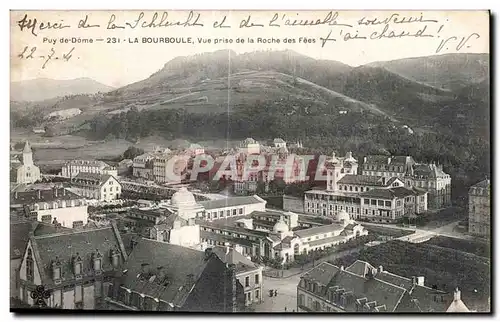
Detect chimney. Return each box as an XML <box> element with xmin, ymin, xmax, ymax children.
<box><xmin>204</xmin><ymin>248</ymin><xmax>213</xmax><ymax>261</ymax></box>
<box><xmin>63</xmin><ymin>189</ymin><xmax>66</xmax><ymax>196</ymax></box>
<box><xmin>54</xmin><ymin>188</ymin><xmax>58</xmax><ymax>198</ymax></box>
<box><xmin>226</xmin><ymin>245</ymin><xmax>231</xmax><ymax>255</ymax></box>
<box><xmin>38</xmin><ymin>190</ymin><xmax>41</xmax><ymax>199</ymax></box>
<box><xmin>340</xmin><ymin>265</ymin><xmax>344</xmax><ymax>271</ymax></box>
<box><xmin>225</xmin><ymin>263</ymin><xmax>237</xmax><ymax>312</ymax></box>
<box><xmin>416</xmin><ymin>276</ymin><xmax>425</xmax><ymax>286</ymax></box>
<box><xmin>185</xmin><ymin>273</ymin><xmax>195</xmax><ymax>288</ymax></box>
<box><xmin>387</xmin><ymin>157</ymin><xmax>391</xmax><ymax>165</ymax></box>
<box><xmin>412</xmin><ymin>276</ymin><xmax>417</xmax><ymax>285</ymax></box>
<box><xmin>378</xmin><ymin>265</ymin><xmax>384</xmax><ymax>273</ymax></box>
<box><xmin>14</xmin><ymin>191</ymin><xmax>18</xmax><ymax>199</ymax></box>
<box><xmin>363</xmin><ymin>156</ymin><xmax>367</xmax><ymax>163</ymax></box>
<box><xmin>453</xmin><ymin>288</ymin><xmax>461</xmax><ymax>301</ymax></box>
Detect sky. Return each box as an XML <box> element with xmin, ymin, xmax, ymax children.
<box><xmin>10</xmin><ymin>10</ymin><xmax>489</xmax><ymax>88</ymax></box>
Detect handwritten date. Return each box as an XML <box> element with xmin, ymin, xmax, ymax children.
<box><xmin>17</xmin><ymin>46</ymin><xmax>75</xmax><ymax>69</ymax></box>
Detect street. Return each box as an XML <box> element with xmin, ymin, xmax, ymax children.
<box><xmin>253</xmin><ymin>274</ymin><xmax>302</xmax><ymax>312</ymax></box>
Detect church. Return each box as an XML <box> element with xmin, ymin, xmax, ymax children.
<box><xmin>10</xmin><ymin>141</ymin><xmax>41</xmax><ymax>185</ymax></box>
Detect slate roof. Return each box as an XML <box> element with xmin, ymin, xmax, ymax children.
<box><xmin>65</xmin><ymin>159</ymin><xmax>109</xmax><ymax>167</ymax></box>
<box><xmin>200</xmin><ymin>230</ymin><xmax>254</xmax><ymax>247</ymax></box>
<box><xmin>199</xmin><ymin>195</ymin><xmax>265</xmax><ymax>210</ymax></box>
<box><xmin>307</xmin><ymin>235</ymin><xmax>346</xmax><ymax>247</ymax></box>
<box><xmin>413</xmin><ymin>164</ymin><xmax>448</xmax><ymax>179</ymax></box>
<box><xmin>302</xmin><ymin>260</ymin><xmax>460</xmax><ymax>313</ymax></box>
<box><xmin>72</xmin><ymin>172</ymin><xmax>115</xmax><ymax>188</ymax></box>
<box><xmin>359</xmin><ymin>187</ymin><xmax>417</xmax><ymax>200</ymax></box>
<box><xmin>30</xmin><ymin>223</ymin><xmax>128</xmax><ymax>286</ymax></box>
<box><xmin>294</xmin><ymin>223</ymin><xmax>345</xmax><ymax>238</ymax></box>
<box><xmin>472</xmin><ymin>179</ymin><xmax>490</xmax><ymax>189</ymax></box>
<box><xmin>338</xmin><ymin>175</ymin><xmax>385</xmax><ymax>186</ymax></box>
<box><xmin>11</xmin><ymin>188</ymin><xmax>82</xmax><ymax>205</ymax></box>
<box><xmin>10</xmin><ymin>221</ymin><xmax>33</xmax><ymax>260</ymax></box>
<box><xmin>301</xmin><ymin>262</ymin><xmax>406</xmax><ymax>312</ymax></box>
<box><xmin>364</xmin><ymin>155</ymin><xmax>390</xmax><ymax>164</ymax></box>
<box><xmin>121</xmin><ymin>238</ymin><xmax>216</xmax><ymax>306</ymax></box>
<box><xmin>211</xmin><ymin>247</ymin><xmax>259</xmax><ymax>274</ymax></box>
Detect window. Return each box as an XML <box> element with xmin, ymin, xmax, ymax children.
<box><xmin>41</xmin><ymin>215</ymin><xmax>52</xmax><ymax>223</ymax></box>
<box><xmin>364</xmin><ymin>199</ymin><xmax>369</xmax><ymax>205</ymax></box>
<box><xmin>26</xmin><ymin>249</ymin><xmax>34</xmax><ymax>283</ymax></box>
<box><xmin>371</xmin><ymin>200</ymin><xmax>377</xmax><ymax>205</ymax></box>
<box><xmin>73</xmin><ymin>221</ymin><xmax>84</xmax><ymax>229</ymax></box>
<box><xmin>255</xmin><ymin>274</ymin><xmax>259</xmax><ymax>284</ymax></box>
<box><xmin>239</xmin><ymin>208</ymin><xmax>243</xmax><ymax>215</ymax></box>
<box><xmin>245</xmin><ymin>276</ymin><xmax>250</xmax><ymax>287</ymax></box>
<box><xmin>103</xmin><ymin>188</ymin><xmax>106</xmax><ymax>192</ymax></box>
<box><xmin>246</xmin><ymin>292</ymin><xmax>252</xmax><ymax>302</ymax></box>
<box><xmin>298</xmin><ymin>294</ymin><xmax>305</xmax><ymax>306</ymax></box>
<box><xmin>255</xmin><ymin>290</ymin><xmax>260</xmax><ymax>300</ymax></box>
<box><xmin>385</xmin><ymin>201</ymin><xmax>391</xmax><ymax>207</ymax></box>
<box><xmin>232</xmin><ymin>209</ymin><xmax>237</xmax><ymax>216</ymax></box>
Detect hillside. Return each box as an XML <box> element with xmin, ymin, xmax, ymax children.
<box><xmin>368</xmin><ymin>53</ymin><xmax>489</xmax><ymax>91</ymax></box>
<box><xmin>10</xmin><ymin>77</ymin><xmax>114</xmax><ymax>102</ymax></box>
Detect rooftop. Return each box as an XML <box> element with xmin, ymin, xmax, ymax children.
<box><xmin>11</xmin><ymin>188</ymin><xmax>82</xmax><ymax>205</ymax></box>
<box><xmin>199</xmin><ymin>195</ymin><xmax>265</xmax><ymax>210</ymax></box>
<box><xmin>211</xmin><ymin>246</ymin><xmax>260</xmax><ymax>274</ymax></box>
<box><xmin>294</xmin><ymin>223</ymin><xmax>345</xmax><ymax>238</ymax></box>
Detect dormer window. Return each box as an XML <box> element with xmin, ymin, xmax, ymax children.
<box><xmin>93</xmin><ymin>249</ymin><xmax>103</xmax><ymax>274</ymax></box>
<box><xmin>52</xmin><ymin>256</ymin><xmax>62</xmax><ymax>284</ymax></box>
<box><xmin>26</xmin><ymin>249</ymin><xmax>34</xmax><ymax>283</ymax></box>
<box><xmin>73</xmin><ymin>253</ymin><xmax>83</xmax><ymax>278</ymax></box>
<box><xmin>110</xmin><ymin>249</ymin><xmax>120</xmax><ymax>268</ymax></box>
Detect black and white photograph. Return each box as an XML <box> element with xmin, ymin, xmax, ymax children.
<box><xmin>9</xmin><ymin>9</ymin><xmax>491</xmax><ymax>313</ymax></box>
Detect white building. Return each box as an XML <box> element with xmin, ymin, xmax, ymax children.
<box><xmin>10</xmin><ymin>141</ymin><xmax>41</xmax><ymax>184</ymax></box>
<box><xmin>187</xmin><ymin>143</ymin><xmax>205</xmax><ymax>156</ymax></box>
<box><xmin>61</xmin><ymin>160</ymin><xmax>117</xmax><ymax>178</ymax></box>
<box><xmin>199</xmin><ymin>195</ymin><xmax>267</xmax><ymax>221</ymax></box>
<box><xmin>239</xmin><ymin>138</ymin><xmax>261</xmax><ymax>155</ymax></box>
<box><xmin>11</xmin><ymin>188</ymin><xmax>89</xmax><ymax>229</ymax></box>
<box><xmin>71</xmin><ymin>173</ymin><xmax>122</xmax><ymax>202</ymax></box>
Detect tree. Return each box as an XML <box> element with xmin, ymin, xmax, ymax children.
<box><xmin>122</xmin><ymin>146</ymin><xmax>145</xmax><ymax>160</ymax></box>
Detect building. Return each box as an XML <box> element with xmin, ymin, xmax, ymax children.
<box><xmin>132</xmin><ymin>153</ymin><xmax>155</xmax><ymax>180</ymax></box>
<box><xmin>104</xmin><ymin>239</ymin><xmax>243</xmax><ymax>312</ymax></box>
<box><xmin>199</xmin><ymin>210</ymin><xmax>367</xmax><ymax>263</ymax></box>
<box><xmin>362</xmin><ymin>155</ymin><xmax>451</xmax><ymax>209</ymax></box>
<box><xmin>152</xmin><ymin>154</ymin><xmax>188</xmax><ymax>184</ymax></box>
<box><xmin>273</xmin><ymin>138</ymin><xmax>287</xmax><ymax>149</ymax></box>
<box><xmin>212</xmin><ymin>246</ymin><xmax>263</xmax><ymax>307</ymax></box>
<box><xmin>187</xmin><ymin>143</ymin><xmax>205</xmax><ymax>156</ymax></box>
<box><xmin>17</xmin><ymin>224</ymin><xmax>128</xmax><ymax>309</ymax></box>
<box><xmin>10</xmin><ymin>218</ymin><xmax>72</xmax><ymax>301</ymax></box>
<box><xmin>199</xmin><ymin>195</ymin><xmax>267</xmax><ymax>221</ymax></box>
<box><xmin>71</xmin><ymin>173</ymin><xmax>122</xmax><ymax>202</ymax></box>
<box><xmin>11</xmin><ymin>188</ymin><xmax>89</xmax><ymax>229</ymax></box>
<box><xmin>468</xmin><ymin>179</ymin><xmax>491</xmax><ymax>238</ymax></box>
<box><xmin>297</xmin><ymin>260</ymin><xmax>470</xmax><ymax>312</ymax></box>
<box><xmin>10</xmin><ymin>141</ymin><xmax>41</xmax><ymax>184</ymax></box>
<box><xmin>239</xmin><ymin>138</ymin><xmax>261</xmax><ymax>155</ymax></box>
<box><xmin>61</xmin><ymin>160</ymin><xmax>117</xmax><ymax>179</ymax></box>
<box><xmin>305</xmin><ymin>152</ymin><xmax>427</xmax><ymax>222</ymax></box>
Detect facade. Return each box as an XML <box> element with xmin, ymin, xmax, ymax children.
<box><xmin>199</xmin><ymin>195</ymin><xmax>267</xmax><ymax>221</ymax></box>
<box><xmin>61</xmin><ymin>160</ymin><xmax>117</xmax><ymax>178</ymax></box>
<box><xmin>17</xmin><ymin>224</ymin><xmax>128</xmax><ymax>310</ymax></box>
<box><xmin>132</xmin><ymin>153</ymin><xmax>155</xmax><ymax>180</ymax></box>
<box><xmin>187</xmin><ymin>143</ymin><xmax>205</xmax><ymax>156</ymax></box>
<box><xmin>305</xmin><ymin>152</ymin><xmax>427</xmax><ymax>222</ymax></box>
<box><xmin>199</xmin><ymin>209</ymin><xmax>367</xmax><ymax>263</ymax></box>
<box><xmin>10</xmin><ymin>141</ymin><xmax>41</xmax><ymax>184</ymax></box>
<box><xmin>212</xmin><ymin>246</ymin><xmax>263</xmax><ymax>307</ymax></box>
<box><xmin>239</xmin><ymin>138</ymin><xmax>261</xmax><ymax>155</ymax></box>
<box><xmin>71</xmin><ymin>173</ymin><xmax>122</xmax><ymax>202</ymax></box>
<box><xmin>11</xmin><ymin>188</ymin><xmax>89</xmax><ymax>229</ymax></box>
<box><xmin>152</xmin><ymin>154</ymin><xmax>188</xmax><ymax>184</ymax></box>
<box><xmin>468</xmin><ymin>179</ymin><xmax>491</xmax><ymax>238</ymax></box>
<box><xmin>104</xmin><ymin>239</ymin><xmax>243</xmax><ymax>312</ymax></box>
<box><xmin>362</xmin><ymin>155</ymin><xmax>451</xmax><ymax>209</ymax></box>
<box><xmin>297</xmin><ymin>260</ymin><xmax>469</xmax><ymax>312</ymax></box>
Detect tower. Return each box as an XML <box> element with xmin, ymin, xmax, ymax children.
<box><xmin>22</xmin><ymin>141</ymin><xmax>33</xmax><ymax>166</ymax></box>
<box><xmin>326</xmin><ymin>152</ymin><xmax>343</xmax><ymax>191</ymax></box>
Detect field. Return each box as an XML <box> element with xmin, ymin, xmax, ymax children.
<box><xmin>330</xmin><ymin>240</ymin><xmax>491</xmax><ymax>312</ymax></box>
<box><xmin>11</xmin><ymin>130</ymin><xmax>241</xmax><ymax>165</ymax></box>
<box><xmin>423</xmin><ymin>235</ymin><xmax>491</xmax><ymax>258</ymax></box>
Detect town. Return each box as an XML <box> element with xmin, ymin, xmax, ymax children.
<box><xmin>9</xmin><ymin>137</ymin><xmax>490</xmax><ymax>312</ymax></box>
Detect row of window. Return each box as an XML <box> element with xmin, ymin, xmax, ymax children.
<box><xmin>33</xmin><ymin>200</ymin><xmax>83</xmax><ymax>210</ymax></box>
<box><xmin>200</xmin><ymin>227</ymin><xmax>258</xmax><ymax>240</ymax></box>
<box><xmin>205</xmin><ymin>207</ymin><xmax>244</xmax><ymax>220</ymax></box>
<box><xmin>243</xmin><ymin>274</ymin><xmax>260</xmax><ymax>287</ymax></box>
<box><xmin>338</xmin><ymin>185</ymin><xmax>372</xmax><ymax>192</ymax></box>
<box><xmin>364</xmin><ymin>164</ymin><xmax>404</xmax><ymax>172</ymax></box>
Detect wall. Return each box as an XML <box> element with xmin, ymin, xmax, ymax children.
<box><xmin>236</xmin><ymin>267</ymin><xmax>263</xmax><ymax>306</ymax></box>
<box><xmin>10</xmin><ymin>258</ymin><xmax>21</xmax><ymax>298</ymax></box>
<box><xmin>37</xmin><ymin>205</ymin><xmax>88</xmax><ymax>228</ymax></box>
<box><xmin>169</xmin><ymin>224</ymin><xmax>201</xmax><ymax>247</ymax></box>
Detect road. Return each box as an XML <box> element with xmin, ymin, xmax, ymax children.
<box><xmin>253</xmin><ymin>274</ymin><xmax>302</xmax><ymax>312</ymax></box>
